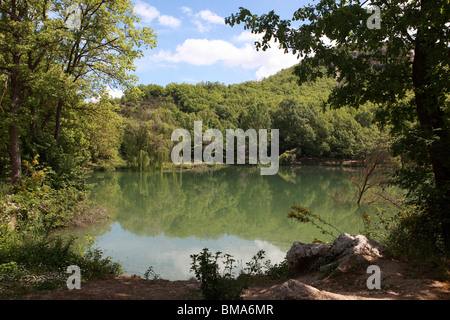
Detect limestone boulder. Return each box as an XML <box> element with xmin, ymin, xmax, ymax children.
<box><xmin>285</xmin><ymin>241</ymin><xmax>331</xmax><ymax>275</ymax></box>
<box><xmin>286</xmin><ymin>233</ymin><xmax>383</xmax><ymax>275</ymax></box>
<box><xmin>278</xmin><ymin>279</ymin><xmax>350</xmax><ymax>300</ymax></box>
<box><xmin>331</xmin><ymin>233</ymin><xmax>383</xmax><ymax>258</ymax></box>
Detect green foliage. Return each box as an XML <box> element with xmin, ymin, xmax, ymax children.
<box><xmin>272</xmin><ymin>99</ymin><xmax>326</xmax><ymax>157</ymax></box>
<box><xmin>143</xmin><ymin>266</ymin><xmax>161</xmax><ymax>280</ymax></box>
<box><xmin>0</xmin><ymin>262</ymin><xmax>21</xmax><ymax>278</ymax></box>
<box><xmin>287</xmin><ymin>205</ymin><xmax>342</xmax><ymax>242</ymax></box>
<box><xmin>190</xmin><ymin>248</ymin><xmax>283</xmax><ymax>300</ymax></box>
<box><xmin>190</xmin><ymin>248</ymin><xmax>244</xmax><ymax>300</ymax></box>
<box><xmin>3</xmin><ymin>154</ymin><xmax>91</xmax><ymax>232</ymax></box>
<box><xmin>81</xmin><ymin>236</ymin><xmax>123</xmax><ymax>279</ymax></box>
<box><xmin>84</xmin><ymin>101</ymin><xmax>125</xmax><ymax>163</ymax></box>
<box><xmin>279</xmin><ymin>148</ymin><xmax>297</xmax><ymax>165</ymax></box>
<box><xmin>384</xmin><ymin>205</ymin><xmax>446</xmax><ymax>263</ymax></box>
<box><xmin>0</xmin><ymin>230</ymin><xmax>121</xmax><ymax>297</ymax></box>
<box><xmin>264</xmin><ymin>259</ymin><xmax>289</xmax><ymax>280</ymax></box>
<box><xmin>0</xmin><ymin>0</ymin><xmax>157</xmax><ymax>184</ymax></box>
<box><xmin>118</xmin><ymin>66</ymin><xmax>380</xmax><ymax>167</ymax></box>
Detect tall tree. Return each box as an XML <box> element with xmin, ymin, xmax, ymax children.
<box><xmin>226</xmin><ymin>0</ymin><xmax>450</xmax><ymax>248</ymax></box>
<box><xmin>0</xmin><ymin>0</ymin><xmax>157</xmax><ymax>184</ymax></box>
<box><xmin>0</xmin><ymin>0</ymin><xmax>60</xmax><ymax>184</ymax></box>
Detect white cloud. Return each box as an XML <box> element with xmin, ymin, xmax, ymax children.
<box><xmin>88</xmin><ymin>87</ymin><xmax>124</xmax><ymax>103</ymax></box>
<box><xmin>158</xmin><ymin>15</ymin><xmax>181</xmax><ymax>28</ymax></box>
<box><xmin>320</xmin><ymin>35</ymin><xmax>337</xmax><ymax>48</ymax></box>
<box><xmin>180</xmin><ymin>6</ymin><xmax>193</xmax><ymax>16</ymax></box>
<box><xmin>193</xmin><ymin>20</ymin><xmax>210</xmax><ymax>33</ymax></box>
<box><xmin>196</xmin><ymin>10</ymin><xmax>224</xmax><ymax>25</ymax></box>
<box><xmin>233</xmin><ymin>30</ymin><xmax>261</xmax><ymax>43</ymax></box>
<box><xmin>134</xmin><ymin>1</ymin><xmax>159</xmax><ymax>23</ymax></box>
<box><xmin>149</xmin><ymin>35</ymin><xmax>300</xmax><ymax>80</ymax></box>
<box><xmin>184</xmin><ymin>9</ymin><xmax>224</xmax><ymax>33</ymax></box>
<box><xmin>134</xmin><ymin>1</ymin><xmax>180</xmax><ymax>28</ymax></box>
<box><xmin>107</xmin><ymin>87</ymin><xmax>124</xmax><ymax>99</ymax></box>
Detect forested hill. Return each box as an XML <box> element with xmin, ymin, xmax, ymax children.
<box><xmin>0</xmin><ymin>63</ymin><xmax>382</xmax><ymax>179</ymax></box>
<box><xmin>115</xmin><ymin>66</ymin><xmax>381</xmax><ymax>170</ymax></box>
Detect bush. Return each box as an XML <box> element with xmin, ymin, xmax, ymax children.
<box><xmin>264</xmin><ymin>259</ymin><xmax>289</xmax><ymax>280</ymax></box>
<box><xmin>0</xmin><ymin>232</ymin><xmax>122</xmax><ymax>297</ymax></box>
<box><xmin>383</xmin><ymin>205</ymin><xmax>446</xmax><ymax>263</ymax></box>
<box><xmin>0</xmin><ymin>156</ymin><xmax>120</xmax><ymax>297</ymax></box>
<box><xmin>190</xmin><ymin>248</ymin><xmax>244</xmax><ymax>300</ymax></box>
<box><xmin>2</xmin><ymin>154</ymin><xmax>97</xmax><ymax>234</ymax></box>
<box><xmin>279</xmin><ymin>149</ymin><xmax>297</xmax><ymax>165</ymax></box>
<box><xmin>359</xmin><ymin>196</ymin><xmax>448</xmax><ymax>268</ymax></box>
<box><xmin>0</xmin><ymin>262</ymin><xmax>21</xmax><ymax>278</ymax></box>
<box><xmin>190</xmin><ymin>248</ymin><xmax>288</xmax><ymax>300</ymax></box>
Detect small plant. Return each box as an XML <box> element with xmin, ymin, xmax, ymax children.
<box><xmin>264</xmin><ymin>259</ymin><xmax>289</xmax><ymax>280</ymax></box>
<box><xmin>287</xmin><ymin>205</ymin><xmax>342</xmax><ymax>242</ymax></box>
<box><xmin>13</xmin><ymin>155</ymin><xmax>49</xmax><ymax>197</ymax></box>
<box><xmin>0</xmin><ymin>262</ymin><xmax>22</xmax><ymax>279</ymax></box>
<box><xmin>190</xmin><ymin>248</ymin><xmax>241</xmax><ymax>300</ymax></box>
<box><xmin>0</xmin><ymin>233</ymin><xmax>122</xmax><ymax>297</ymax></box>
<box><xmin>190</xmin><ymin>248</ymin><xmax>271</xmax><ymax>300</ymax></box>
<box><xmin>81</xmin><ymin>235</ymin><xmax>122</xmax><ymax>279</ymax></box>
<box><xmin>144</xmin><ymin>266</ymin><xmax>161</xmax><ymax>280</ymax></box>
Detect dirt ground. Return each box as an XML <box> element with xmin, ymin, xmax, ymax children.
<box><xmin>19</xmin><ymin>257</ymin><xmax>450</xmax><ymax>300</ymax></box>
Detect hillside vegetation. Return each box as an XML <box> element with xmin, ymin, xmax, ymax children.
<box><xmin>114</xmin><ymin>66</ymin><xmax>383</xmax><ymax>171</ymax></box>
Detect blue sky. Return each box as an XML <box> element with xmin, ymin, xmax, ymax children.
<box><xmin>127</xmin><ymin>0</ymin><xmax>310</xmax><ymax>90</ymax></box>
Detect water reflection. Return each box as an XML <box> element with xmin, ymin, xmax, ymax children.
<box><xmin>92</xmin><ymin>222</ymin><xmax>286</xmax><ymax>280</ymax></box>
<box><xmin>61</xmin><ymin>166</ymin><xmax>379</xmax><ymax>280</ymax></box>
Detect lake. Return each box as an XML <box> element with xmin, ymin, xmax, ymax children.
<box><xmin>58</xmin><ymin>165</ymin><xmax>389</xmax><ymax>280</ymax></box>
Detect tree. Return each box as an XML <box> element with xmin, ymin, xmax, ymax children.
<box><xmin>0</xmin><ymin>0</ymin><xmax>59</xmax><ymax>185</ymax></box>
<box><xmin>271</xmin><ymin>99</ymin><xmax>330</xmax><ymax>157</ymax></box>
<box><xmin>0</xmin><ymin>0</ymin><xmax>156</xmax><ymax>184</ymax></box>
<box><xmin>345</xmin><ymin>133</ymin><xmax>397</xmax><ymax>205</ymax></box>
<box><xmin>240</xmin><ymin>102</ymin><xmax>271</xmax><ymax>130</ymax></box>
<box><xmin>52</xmin><ymin>0</ymin><xmax>156</xmax><ymax>140</ymax></box>
<box><xmin>226</xmin><ymin>0</ymin><xmax>450</xmax><ymax>249</ymax></box>
<box><xmin>85</xmin><ymin>99</ymin><xmax>124</xmax><ymax>163</ymax></box>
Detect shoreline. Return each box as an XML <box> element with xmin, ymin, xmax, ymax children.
<box><xmin>87</xmin><ymin>157</ymin><xmax>362</xmax><ymax>173</ymax></box>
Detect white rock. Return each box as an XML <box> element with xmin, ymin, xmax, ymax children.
<box><xmin>286</xmin><ymin>233</ymin><xmax>383</xmax><ymax>275</ymax></box>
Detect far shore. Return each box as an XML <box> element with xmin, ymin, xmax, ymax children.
<box><xmin>86</xmin><ymin>157</ymin><xmax>362</xmax><ymax>173</ymax></box>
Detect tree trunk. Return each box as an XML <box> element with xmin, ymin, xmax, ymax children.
<box><xmin>8</xmin><ymin>59</ymin><xmax>23</xmax><ymax>185</ymax></box>
<box><xmin>413</xmin><ymin>10</ymin><xmax>450</xmax><ymax>249</ymax></box>
<box><xmin>8</xmin><ymin>124</ymin><xmax>22</xmax><ymax>185</ymax></box>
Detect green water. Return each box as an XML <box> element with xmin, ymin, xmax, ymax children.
<box><xmin>60</xmin><ymin>165</ymin><xmax>389</xmax><ymax>280</ymax></box>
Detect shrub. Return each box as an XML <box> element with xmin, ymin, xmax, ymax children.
<box><xmin>190</xmin><ymin>248</ymin><xmax>288</xmax><ymax>300</ymax></box>
<box><xmin>190</xmin><ymin>248</ymin><xmax>244</xmax><ymax>300</ymax></box>
<box><xmin>0</xmin><ymin>233</ymin><xmax>122</xmax><ymax>297</ymax></box>
<box><xmin>384</xmin><ymin>205</ymin><xmax>446</xmax><ymax>263</ymax></box>
<box><xmin>264</xmin><ymin>259</ymin><xmax>289</xmax><ymax>280</ymax></box>
<box><xmin>279</xmin><ymin>149</ymin><xmax>297</xmax><ymax>165</ymax></box>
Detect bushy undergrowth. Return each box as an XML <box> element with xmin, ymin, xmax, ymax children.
<box><xmin>0</xmin><ymin>155</ymin><xmax>121</xmax><ymax>297</ymax></box>
<box><xmin>367</xmin><ymin>204</ymin><xmax>448</xmax><ymax>267</ymax></box>
<box><xmin>0</xmin><ymin>230</ymin><xmax>122</xmax><ymax>297</ymax></box>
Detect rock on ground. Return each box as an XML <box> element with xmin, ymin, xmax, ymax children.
<box><xmin>278</xmin><ymin>279</ymin><xmax>351</xmax><ymax>300</ymax></box>
<box><xmin>286</xmin><ymin>233</ymin><xmax>383</xmax><ymax>276</ymax></box>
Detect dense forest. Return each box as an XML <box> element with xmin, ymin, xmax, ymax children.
<box><xmin>0</xmin><ymin>63</ymin><xmax>383</xmax><ymax>177</ymax></box>
<box><xmin>115</xmin><ymin>66</ymin><xmax>383</xmax><ymax>171</ymax></box>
